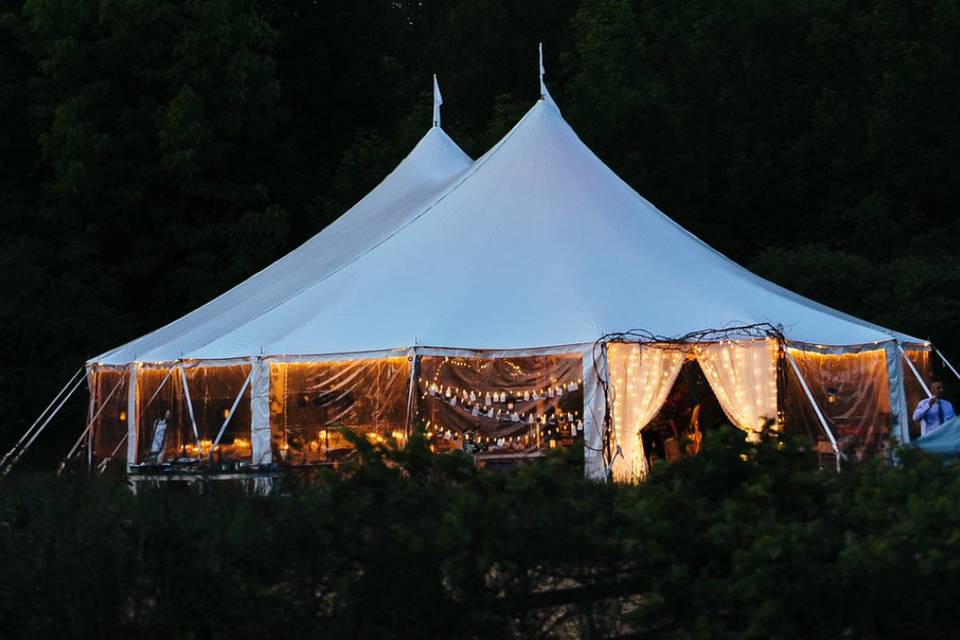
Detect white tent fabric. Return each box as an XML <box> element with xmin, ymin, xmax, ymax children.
<box><xmin>93</xmin><ymin>125</ymin><xmax>472</xmax><ymax>365</ymax></box>
<box><xmin>108</xmin><ymin>95</ymin><xmax>920</xmax><ymax>363</ymax></box>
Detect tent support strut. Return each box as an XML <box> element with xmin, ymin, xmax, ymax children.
<box><xmin>212</xmin><ymin>371</ymin><xmax>253</xmax><ymax>450</ymax></box>
<box><xmin>898</xmin><ymin>344</ymin><xmax>934</xmax><ymax>398</ymax></box>
<box><xmin>55</xmin><ymin>374</ymin><xmax>127</xmax><ymax>475</ymax></box>
<box><xmin>935</xmin><ymin>349</ymin><xmax>960</xmax><ymax>385</ymax></box>
<box><xmin>785</xmin><ymin>349</ymin><xmax>843</xmax><ymax>471</ymax></box>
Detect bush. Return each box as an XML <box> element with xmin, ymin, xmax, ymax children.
<box><xmin>1</xmin><ymin>428</ymin><xmax>959</xmax><ymax>639</ymax></box>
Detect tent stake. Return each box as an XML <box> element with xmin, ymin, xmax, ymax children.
<box><xmin>898</xmin><ymin>344</ymin><xmax>934</xmax><ymax>398</ymax></box>
<box><xmin>935</xmin><ymin>349</ymin><xmax>960</xmax><ymax>384</ymax></box>
<box><xmin>785</xmin><ymin>349</ymin><xmax>843</xmax><ymax>471</ymax></box>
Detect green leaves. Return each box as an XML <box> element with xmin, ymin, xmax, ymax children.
<box><xmin>5</xmin><ymin>433</ymin><xmax>960</xmax><ymax>638</ymax></box>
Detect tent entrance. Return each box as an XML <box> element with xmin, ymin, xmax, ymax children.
<box><xmin>640</xmin><ymin>359</ymin><xmax>725</xmax><ymax>468</ymax></box>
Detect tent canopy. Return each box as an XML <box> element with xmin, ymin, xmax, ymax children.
<box><xmin>93</xmin><ymin>93</ymin><xmax>922</xmax><ymax>365</ymax></box>
<box><xmin>95</xmin><ymin>124</ymin><xmax>472</xmax><ymax>365</ymax></box>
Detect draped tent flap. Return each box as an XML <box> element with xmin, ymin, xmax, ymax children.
<box><xmin>607</xmin><ymin>343</ymin><xmax>686</xmax><ymax>482</ymax></box>
<box><xmin>696</xmin><ymin>339</ymin><xmax>780</xmax><ymax>440</ymax></box>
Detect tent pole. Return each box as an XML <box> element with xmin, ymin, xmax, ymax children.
<box><xmin>54</xmin><ymin>374</ymin><xmax>126</xmax><ymax>475</ymax></box>
<box><xmin>898</xmin><ymin>345</ymin><xmax>933</xmax><ymax>398</ymax></box>
<box><xmin>935</xmin><ymin>349</ymin><xmax>960</xmax><ymax>384</ymax></box>
<box><xmin>178</xmin><ymin>364</ymin><xmax>201</xmax><ymax>447</ymax></box>
<box><xmin>86</xmin><ymin>369</ymin><xmax>96</xmax><ymax>476</ymax></box>
<box><xmin>211</xmin><ymin>371</ymin><xmax>252</xmax><ymax>450</ymax></box>
<box><xmin>785</xmin><ymin>349</ymin><xmax>843</xmax><ymax>471</ymax></box>
<box><xmin>404</xmin><ymin>349</ymin><xmax>418</xmax><ymax>440</ymax></box>
<box><xmin>0</xmin><ymin>367</ymin><xmax>85</xmax><ymax>471</ymax></box>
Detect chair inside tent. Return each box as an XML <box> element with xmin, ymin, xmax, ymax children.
<box><xmin>82</xmin><ymin>75</ymin><xmax>936</xmax><ymax>484</ymax></box>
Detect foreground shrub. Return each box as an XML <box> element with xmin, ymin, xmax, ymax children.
<box><xmin>1</xmin><ymin>429</ymin><xmax>959</xmax><ymax>639</ymax></box>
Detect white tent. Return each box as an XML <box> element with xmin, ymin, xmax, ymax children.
<box><xmin>81</xmin><ymin>76</ymin><xmax>933</xmax><ymax>481</ymax></box>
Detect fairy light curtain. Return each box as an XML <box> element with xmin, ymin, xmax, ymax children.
<box><xmin>607</xmin><ymin>343</ymin><xmax>686</xmax><ymax>482</ymax></box>
<box><xmin>415</xmin><ymin>354</ymin><xmax>584</xmax><ymax>456</ymax></box>
<box><xmin>269</xmin><ymin>357</ymin><xmax>410</xmax><ymax>465</ymax></box>
<box><xmin>89</xmin><ymin>366</ymin><xmax>129</xmax><ymax>463</ymax></box>
<box><xmin>786</xmin><ymin>346</ymin><xmax>891</xmax><ymax>455</ymax></box>
<box><xmin>696</xmin><ymin>339</ymin><xmax>780</xmax><ymax>441</ymax></box>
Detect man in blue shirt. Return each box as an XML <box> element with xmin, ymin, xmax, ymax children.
<box><xmin>913</xmin><ymin>380</ymin><xmax>956</xmax><ymax>436</ymax></box>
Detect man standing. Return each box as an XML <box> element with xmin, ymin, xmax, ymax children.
<box><xmin>913</xmin><ymin>380</ymin><xmax>956</xmax><ymax>436</ymax></box>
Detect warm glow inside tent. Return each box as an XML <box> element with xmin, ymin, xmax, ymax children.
<box><xmin>77</xmin><ymin>73</ymin><xmax>940</xmax><ymax>483</ymax></box>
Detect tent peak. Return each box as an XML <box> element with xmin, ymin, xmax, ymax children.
<box><xmin>432</xmin><ymin>74</ymin><xmax>442</xmax><ymax>128</ymax></box>
<box><xmin>537</xmin><ymin>43</ymin><xmax>559</xmax><ymax>112</ymax></box>
<box><xmin>538</xmin><ymin>42</ymin><xmax>550</xmax><ymax>99</ymax></box>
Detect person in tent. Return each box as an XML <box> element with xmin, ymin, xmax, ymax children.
<box><xmin>147</xmin><ymin>408</ymin><xmax>172</xmax><ymax>463</ymax></box>
<box><xmin>913</xmin><ymin>380</ymin><xmax>955</xmax><ymax>436</ymax></box>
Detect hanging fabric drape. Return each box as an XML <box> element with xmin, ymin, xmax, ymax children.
<box><xmin>695</xmin><ymin>339</ymin><xmax>780</xmax><ymax>441</ymax></box>
<box><xmin>607</xmin><ymin>343</ymin><xmax>686</xmax><ymax>482</ymax></box>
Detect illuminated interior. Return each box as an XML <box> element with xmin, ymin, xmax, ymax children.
<box><xmin>269</xmin><ymin>357</ymin><xmax>410</xmax><ymax>466</ymax></box>
<box><xmin>416</xmin><ymin>354</ymin><xmax>584</xmax><ymax>462</ymax></box>
<box><xmin>136</xmin><ymin>363</ymin><xmax>253</xmax><ymax>464</ymax></box>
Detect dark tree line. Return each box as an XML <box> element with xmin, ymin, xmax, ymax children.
<box><xmin>2</xmin><ymin>0</ymin><xmax>959</xmax><ymax>457</ymax></box>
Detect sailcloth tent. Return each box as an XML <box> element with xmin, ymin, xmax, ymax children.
<box><xmin>79</xmin><ymin>74</ymin><xmax>934</xmax><ymax>482</ymax></box>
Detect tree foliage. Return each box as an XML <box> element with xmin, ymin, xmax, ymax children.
<box><xmin>2</xmin><ymin>431</ymin><xmax>960</xmax><ymax>638</ymax></box>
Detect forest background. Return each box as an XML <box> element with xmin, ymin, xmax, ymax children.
<box><xmin>2</xmin><ymin>0</ymin><xmax>959</xmax><ymax>458</ymax></box>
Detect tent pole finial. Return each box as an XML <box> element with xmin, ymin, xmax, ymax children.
<box><xmin>432</xmin><ymin>74</ymin><xmax>442</xmax><ymax>128</ymax></box>
<box><xmin>538</xmin><ymin>43</ymin><xmax>546</xmax><ymax>98</ymax></box>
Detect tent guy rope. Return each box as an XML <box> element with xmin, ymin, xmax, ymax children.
<box><xmin>0</xmin><ymin>368</ymin><xmax>85</xmax><ymax>476</ymax></box>
<box><xmin>55</xmin><ymin>374</ymin><xmax>128</xmax><ymax>475</ymax></box>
